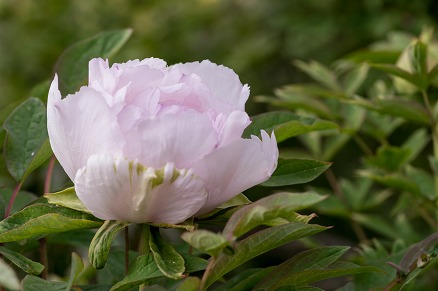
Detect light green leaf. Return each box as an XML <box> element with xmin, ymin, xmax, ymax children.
<box><xmin>203</xmin><ymin>222</ymin><xmax>328</xmax><ymax>289</ymax></box>
<box><xmin>349</xmin><ymin>97</ymin><xmax>429</xmax><ymax>125</ymax></box>
<box><xmin>149</xmin><ymin>227</ymin><xmax>185</xmax><ymax>279</ymax></box>
<box><xmin>294</xmin><ymin>60</ymin><xmax>341</xmax><ymax>91</ymax></box>
<box><xmin>0</xmin><ymin>203</ymin><xmax>102</xmax><ymax>243</ymax></box>
<box><xmin>255</xmin><ymin>246</ymin><xmax>350</xmax><ymax>289</ymax></box>
<box><xmin>181</xmin><ymin>229</ymin><xmax>230</xmax><ymax>257</ymax></box>
<box><xmin>66</xmin><ymin>253</ymin><xmax>84</xmax><ymax>291</ymax></box>
<box><xmin>409</xmin><ymin>40</ymin><xmax>428</xmax><ymax>89</ymax></box>
<box><xmin>358</xmin><ymin>170</ymin><xmax>421</xmax><ymax>196</ymax></box>
<box><xmin>89</xmin><ymin>220</ymin><xmax>129</xmax><ymax>269</ymax></box>
<box><xmin>55</xmin><ymin>29</ymin><xmax>133</xmax><ymax>95</ymax></box>
<box><xmin>176</xmin><ymin>277</ymin><xmax>201</xmax><ymax>291</ymax></box>
<box><xmin>370</xmin><ymin>63</ymin><xmax>420</xmax><ymax>86</ymax></box>
<box><xmin>406</xmin><ymin>166</ymin><xmax>435</xmax><ymax>200</ymax></box>
<box><xmin>223</xmin><ymin>192</ymin><xmax>326</xmax><ymax>240</ymax></box>
<box><xmin>366</xmin><ymin>145</ymin><xmax>412</xmax><ymax>172</ymax></box>
<box><xmin>401</xmin><ymin>129</ymin><xmax>429</xmax><ymax>164</ymax></box>
<box><xmin>243</xmin><ymin>111</ymin><xmax>338</xmax><ymax>143</ymax></box>
<box><xmin>149</xmin><ymin>219</ymin><xmax>196</xmax><ymax>232</ymax></box>
<box><xmin>3</xmin><ymin>97</ymin><xmax>52</xmax><ymax>182</ymax></box>
<box><xmin>180</xmin><ymin>252</ymin><xmax>208</xmax><ymax>273</ymax></box>
<box><xmin>197</xmin><ymin>194</ymin><xmax>251</xmax><ymax>219</ymax></box>
<box><xmin>343</xmin><ymin>63</ymin><xmax>369</xmax><ymax>95</ymax></box>
<box><xmin>45</xmin><ymin>187</ymin><xmax>90</xmax><ymax>213</ymax></box>
<box><xmin>21</xmin><ymin>275</ymin><xmax>66</xmax><ymax>291</ymax></box>
<box><xmin>0</xmin><ymin>258</ymin><xmax>20</xmax><ymax>290</ymax></box>
<box><xmin>262</xmin><ymin>158</ymin><xmax>331</xmax><ymax>187</ymax></box>
<box><xmin>110</xmin><ymin>253</ymin><xmax>163</xmax><ymax>291</ymax></box>
<box><xmin>276</xmin><ymin>84</ymin><xmax>346</xmax><ymax>100</ymax></box>
<box><xmin>0</xmin><ymin>245</ymin><xmax>44</xmax><ymax>275</ymax></box>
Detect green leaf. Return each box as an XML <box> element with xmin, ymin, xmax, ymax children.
<box><xmin>0</xmin><ymin>245</ymin><xmax>44</xmax><ymax>275</ymax></box>
<box><xmin>181</xmin><ymin>229</ymin><xmax>230</xmax><ymax>257</ymax></box>
<box><xmin>3</xmin><ymin>97</ymin><xmax>52</xmax><ymax>182</ymax></box>
<box><xmin>400</xmin><ymin>255</ymin><xmax>438</xmax><ymax>290</ymax></box>
<box><xmin>401</xmin><ymin>129</ymin><xmax>429</xmax><ymax>164</ymax></box>
<box><xmin>294</xmin><ymin>60</ymin><xmax>341</xmax><ymax>91</ymax></box>
<box><xmin>349</xmin><ymin>97</ymin><xmax>429</xmax><ymax>125</ymax></box>
<box><xmin>203</xmin><ymin>222</ymin><xmax>328</xmax><ymax>288</ymax></box>
<box><xmin>255</xmin><ymin>246</ymin><xmax>350</xmax><ymax>290</ymax></box>
<box><xmin>180</xmin><ymin>252</ymin><xmax>208</xmax><ymax>273</ymax></box>
<box><xmin>0</xmin><ymin>258</ymin><xmax>20</xmax><ymax>290</ymax></box>
<box><xmin>343</xmin><ymin>63</ymin><xmax>370</xmax><ymax>95</ymax></box>
<box><xmin>0</xmin><ymin>203</ymin><xmax>102</xmax><ymax>243</ymax></box>
<box><xmin>366</xmin><ymin>145</ymin><xmax>412</xmax><ymax>172</ymax></box>
<box><xmin>0</xmin><ymin>188</ymin><xmax>38</xmax><ymax>215</ymax></box>
<box><xmin>277</xmin><ymin>84</ymin><xmax>347</xmax><ymax>100</ymax></box>
<box><xmin>222</xmin><ymin>192</ymin><xmax>326</xmax><ymax>240</ymax></box>
<box><xmin>149</xmin><ymin>227</ymin><xmax>185</xmax><ymax>279</ymax></box>
<box><xmin>110</xmin><ymin>253</ymin><xmax>163</xmax><ymax>291</ymax></box>
<box><xmin>262</xmin><ymin>261</ymin><xmax>380</xmax><ymax>288</ymax></box>
<box><xmin>45</xmin><ymin>187</ymin><xmax>90</xmax><ymax>213</ymax></box>
<box><xmin>370</xmin><ymin>64</ymin><xmax>420</xmax><ymax>86</ymax></box>
<box><xmin>22</xmin><ymin>275</ymin><xmax>66</xmax><ymax>291</ymax></box>
<box><xmin>215</xmin><ymin>267</ymin><xmax>274</xmax><ymax>291</ymax></box>
<box><xmin>55</xmin><ymin>29</ymin><xmax>133</xmax><ymax>96</ymax></box>
<box><xmin>89</xmin><ymin>220</ymin><xmax>129</xmax><ymax>269</ymax></box>
<box><xmin>406</xmin><ymin>166</ymin><xmax>435</xmax><ymax>200</ymax></box>
<box><xmin>243</xmin><ymin>111</ymin><xmax>338</xmax><ymax>143</ymax></box>
<box><xmin>358</xmin><ymin>170</ymin><xmax>421</xmax><ymax>196</ymax></box>
<box><xmin>175</xmin><ymin>277</ymin><xmax>201</xmax><ymax>291</ymax></box>
<box><xmin>197</xmin><ymin>194</ymin><xmax>251</xmax><ymax>219</ymax></box>
<box><xmin>352</xmin><ymin>213</ymin><xmax>401</xmax><ymax>239</ymax></box>
<box><xmin>409</xmin><ymin>40</ymin><xmax>428</xmax><ymax>89</ymax></box>
<box><xmin>262</xmin><ymin>158</ymin><xmax>331</xmax><ymax>187</ymax></box>
<box><xmin>66</xmin><ymin>253</ymin><xmax>84</xmax><ymax>291</ymax></box>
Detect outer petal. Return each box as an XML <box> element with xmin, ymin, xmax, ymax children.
<box><xmin>123</xmin><ymin>106</ymin><xmax>218</xmax><ymax>169</ymax></box>
<box><xmin>47</xmin><ymin>75</ymin><xmax>124</xmax><ymax>180</ymax></box>
<box><xmin>216</xmin><ymin>110</ymin><xmax>251</xmax><ymax>147</ymax></box>
<box><xmin>74</xmin><ymin>155</ymin><xmax>207</xmax><ymax>224</ymax></box>
<box><xmin>173</xmin><ymin>60</ymin><xmax>249</xmax><ymax>113</ymax></box>
<box><xmin>193</xmin><ymin>131</ymin><xmax>278</xmax><ymax>214</ymax></box>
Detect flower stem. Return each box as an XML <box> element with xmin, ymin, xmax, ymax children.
<box><xmin>39</xmin><ymin>238</ymin><xmax>48</xmax><ymax>279</ymax></box>
<box><xmin>125</xmin><ymin>226</ymin><xmax>129</xmax><ymax>275</ymax></box>
<box><xmin>4</xmin><ymin>181</ymin><xmax>23</xmax><ymax>218</ymax></box>
<box><xmin>44</xmin><ymin>155</ymin><xmax>56</xmax><ymax>194</ymax></box>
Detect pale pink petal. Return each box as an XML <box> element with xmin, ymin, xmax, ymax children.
<box><xmin>123</xmin><ymin>106</ymin><xmax>218</xmax><ymax>169</ymax></box>
<box><xmin>217</xmin><ymin>110</ymin><xmax>251</xmax><ymax>147</ymax></box>
<box><xmin>47</xmin><ymin>75</ymin><xmax>124</xmax><ymax>180</ymax></box>
<box><xmin>113</xmin><ymin>58</ymin><xmax>167</xmax><ymax>70</ymax></box>
<box><xmin>173</xmin><ymin>60</ymin><xmax>249</xmax><ymax>113</ymax></box>
<box><xmin>193</xmin><ymin>130</ymin><xmax>278</xmax><ymax>214</ymax></box>
<box><xmin>74</xmin><ymin>155</ymin><xmax>207</xmax><ymax>224</ymax></box>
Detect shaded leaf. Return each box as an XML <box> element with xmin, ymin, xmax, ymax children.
<box><xmin>215</xmin><ymin>267</ymin><xmax>274</xmax><ymax>291</ymax></box>
<box><xmin>409</xmin><ymin>40</ymin><xmax>428</xmax><ymax>89</ymax></box>
<box><xmin>55</xmin><ymin>29</ymin><xmax>133</xmax><ymax>95</ymax></box>
<box><xmin>370</xmin><ymin>64</ymin><xmax>419</xmax><ymax>86</ymax></box>
<box><xmin>66</xmin><ymin>253</ymin><xmax>84</xmax><ymax>291</ymax></box>
<box><xmin>3</xmin><ymin>97</ymin><xmax>52</xmax><ymax>182</ymax></box>
<box><xmin>262</xmin><ymin>158</ymin><xmax>331</xmax><ymax>187</ymax></box>
<box><xmin>180</xmin><ymin>252</ymin><xmax>208</xmax><ymax>273</ymax></box>
<box><xmin>45</xmin><ymin>187</ymin><xmax>90</xmax><ymax>213</ymax></box>
<box><xmin>176</xmin><ymin>277</ymin><xmax>201</xmax><ymax>291</ymax></box>
<box><xmin>406</xmin><ymin>166</ymin><xmax>435</xmax><ymax>200</ymax></box>
<box><xmin>203</xmin><ymin>222</ymin><xmax>328</xmax><ymax>288</ymax></box>
<box><xmin>0</xmin><ymin>245</ymin><xmax>44</xmax><ymax>275</ymax></box>
<box><xmin>255</xmin><ymin>246</ymin><xmax>350</xmax><ymax>290</ymax></box>
<box><xmin>0</xmin><ymin>203</ymin><xmax>102</xmax><ymax>243</ymax></box>
<box><xmin>89</xmin><ymin>220</ymin><xmax>129</xmax><ymax>269</ymax></box>
<box><xmin>265</xmin><ymin>261</ymin><xmax>380</xmax><ymax>287</ymax></box>
<box><xmin>1</xmin><ymin>188</ymin><xmax>38</xmax><ymax>214</ymax></box>
<box><xmin>223</xmin><ymin>192</ymin><xmax>326</xmax><ymax>240</ymax></box>
<box><xmin>149</xmin><ymin>227</ymin><xmax>185</xmax><ymax>279</ymax></box>
<box><xmin>21</xmin><ymin>275</ymin><xmax>66</xmax><ymax>291</ymax></box>
<box><xmin>243</xmin><ymin>111</ymin><xmax>338</xmax><ymax>143</ymax></box>
<box><xmin>110</xmin><ymin>253</ymin><xmax>163</xmax><ymax>291</ymax></box>
<box><xmin>181</xmin><ymin>229</ymin><xmax>230</xmax><ymax>257</ymax></box>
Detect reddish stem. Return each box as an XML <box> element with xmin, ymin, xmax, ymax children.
<box><xmin>125</xmin><ymin>226</ymin><xmax>129</xmax><ymax>274</ymax></box>
<box><xmin>4</xmin><ymin>181</ymin><xmax>23</xmax><ymax>218</ymax></box>
<box><xmin>44</xmin><ymin>155</ymin><xmax>56</xmax><ymax>194</ymax></box>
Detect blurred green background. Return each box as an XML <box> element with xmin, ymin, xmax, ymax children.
<box><xmin>1</xmin><ymin>0</ymin><xmax>437</xmax><ymax>111</ymax></box>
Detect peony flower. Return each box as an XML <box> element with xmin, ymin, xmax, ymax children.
<box><xmin>47</xmin><ymin>58</ymin><xmax>278</xmax><ymax>224</ymax></box>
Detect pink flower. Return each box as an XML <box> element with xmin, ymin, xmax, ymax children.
<box><xmin>47</xmin><ymin>58</ymin><xmax>278</xmax><ymax>224</ymax></box>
